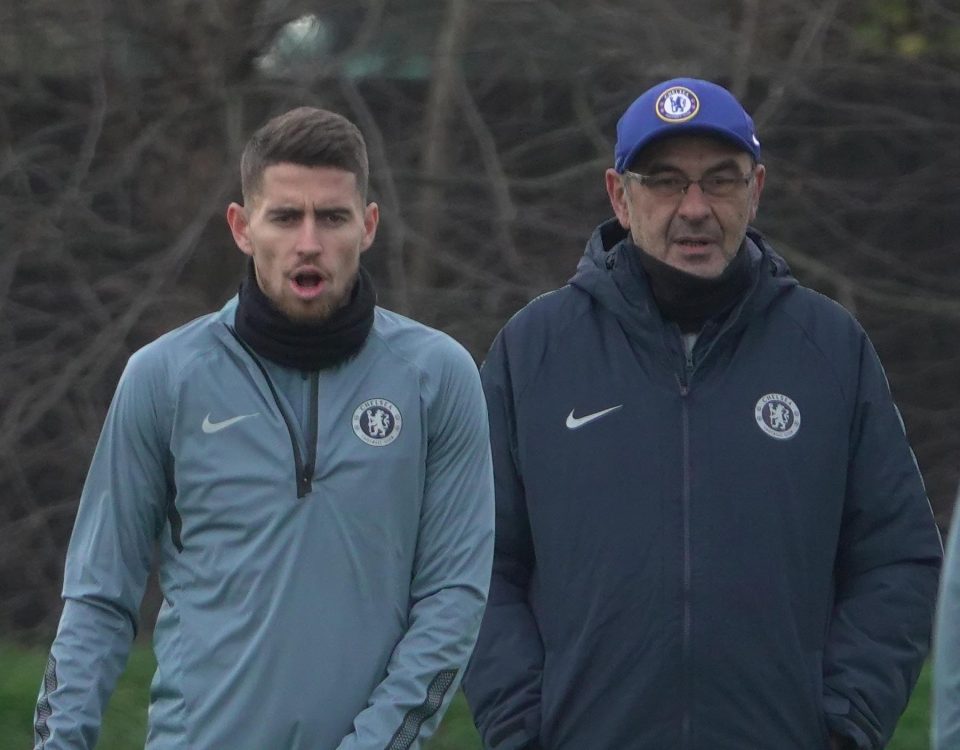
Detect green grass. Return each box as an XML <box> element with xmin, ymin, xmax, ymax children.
<box><xmin>0</xmin><ymin>642</ymin><xmax>481</xmax><ymax>750</ymax></box>
<box><xmin>0</xmin><ymin>642</ymin><xmax>930</xmax><ymax>749</ymax></box>
<box><xmin>891</xmin><ymin>661</ymin><xmax>932</xmax><ymax>750</ymax></box>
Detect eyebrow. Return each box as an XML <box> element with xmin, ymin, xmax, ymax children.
<box><xmin>643</xmin><ymin>158</ymin><xmax>745</xmax><ymax>175</ymax></box>
<box><xmin>264</xmin><ymin>205</ymin><xmax>353</xmax><ymax>217</ymax></box>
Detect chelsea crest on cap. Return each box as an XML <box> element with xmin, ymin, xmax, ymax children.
<box><xmin>614</xmin><ymin>77</ymin><xmax>761</xmax><ymax>172</ymax></box>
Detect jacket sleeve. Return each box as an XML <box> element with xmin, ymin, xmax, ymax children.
<box><xmin>822</xmin><ymin>333</ymin><xmax>942</xmax><ymax>749</ymax></box>
<box><xmin>335</xmin><ymin>341</ymin><xmax>494</xmax><ymax>750</ymax></box>
<box><xmin>933</xmin><ymin>486</ymin><xmax>960</xmax><ymax>750</ymax></box>
<box><xmin>462</xmin><ymin>331</ymin><xmax>545</xmax><ymax>750</ymax></box>
<box><xmin>33</xmin><ymin>349</ymin><xmax>171</xmax><ymax>750</ymax></box>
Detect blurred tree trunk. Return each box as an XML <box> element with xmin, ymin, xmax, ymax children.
<box><xmin>414</xmin><ymin>0</ymin><xmax>473</xmax><ymax>307</ymax></box>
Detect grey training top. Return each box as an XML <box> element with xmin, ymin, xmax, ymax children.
<box><xmin>34</xmin><ymin>299</ymin><xmax>495</xmax><ymax>750</ymax></box>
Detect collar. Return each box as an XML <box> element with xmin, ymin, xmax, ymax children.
<box><xmin>233</xmin><ymin>259</ymin><xmax>376</xmax><ymax>370</ymax></box>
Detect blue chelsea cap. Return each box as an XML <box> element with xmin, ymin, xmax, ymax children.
<box><xmin>614</xmin><ymin>77</ymin><xmax>761</xmax><ymax>172</ymax></box>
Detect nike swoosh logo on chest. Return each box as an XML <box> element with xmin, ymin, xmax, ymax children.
<box><xmin>202</xmin><ymin>413</ymin><xmax>259</xmax><ymax>434</ymax></box>
<box><xmin>565</xmin><ymin>405</ymin><xmax>623</xmax><ymax>430</ymax></box>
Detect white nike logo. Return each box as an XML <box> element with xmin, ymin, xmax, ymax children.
<box><xmin>202</xmin><ymin>413</ymin><xmax>259</xmax><ymax>434</ymax></box>
<box><xmin>565</xmin><ymin>405</ymin><xmax>623</xmax><ymax>430</ymax></box>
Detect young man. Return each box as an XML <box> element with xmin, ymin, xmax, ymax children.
<box><xmin>33</xmin><ymin>107</ymin><xmax>494</xmax><ymax>749</ymax></box>
<box><xmin>462</xmin><ymin>78</ymin><xmax>941</xmax><ymax>750</ymax></box>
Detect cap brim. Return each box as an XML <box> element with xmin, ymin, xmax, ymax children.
<box><xmin>618</xmin><ymin>125</ymin><xmax>759</xmax><ymax>172</ymax></box>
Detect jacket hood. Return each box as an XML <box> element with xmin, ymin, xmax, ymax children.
<box><xmin>569</xmin><ymin>218</ymin><xmax>797</xmax><ymax>339</ymax></box>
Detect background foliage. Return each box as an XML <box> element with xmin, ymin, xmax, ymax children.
<box><xmin>1</xmin><ymin>2</ymin><xmax>958</xmax><ymax>744</ymax></box>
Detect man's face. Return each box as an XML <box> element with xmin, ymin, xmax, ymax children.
<box><xmin>605</xmin><ymin>136</ymin><xmax>764</xmax><ymax>278</ymax></box>
<box><xmin>226</xmin><ymin>163</ymin><xmax>378</xmax><ymax>322</ymax></box>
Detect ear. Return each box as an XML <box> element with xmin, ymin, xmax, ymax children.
<box><xmin>748</xmin><ymin>164</ymin><xmax>766</xmax><ymax>222</ymax></box>
<box><xmin>226</xmin><ymin>202</ymin><xmax>253</xmax><ymax>257</ymax></box>
<box><xmin>359</xmin><ymin>202</ymin><xmax>380</xmax><ymax>254</ymax></box>
<box><xmin>605</xmin><ymin>169</ymin><xmax>631</xmax><ymax>229</ymax></box>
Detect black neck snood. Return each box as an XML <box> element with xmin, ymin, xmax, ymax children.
<box><xmin>234</xmin><ymin>260</ymin><xmax>376</xmax><ymax>371</ymax></box>
<box><xmin>630</xmin><ymin>241</ymin><xmax>753</xmax><ymax>333</ymax></box>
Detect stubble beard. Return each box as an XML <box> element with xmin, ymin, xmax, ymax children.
<box><xmin>278</xmin><ymin>292</ymin><xmax>340</xmax><ymax>324</ymax></box>
<box><xmin>277</xmin><ymin>273</ymin><xmax>359</xmax><ymax>324</ymax></box>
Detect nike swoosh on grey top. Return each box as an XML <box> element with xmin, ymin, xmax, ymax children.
<box><xmin>565</xmin><ymin>405</ymin><xmax>623</xmax><ymax>430</ymax></box>
<box><xmin>202</xmin><ymin>413</ymin><xmax>259</xmax><ymax>434</ymax></box>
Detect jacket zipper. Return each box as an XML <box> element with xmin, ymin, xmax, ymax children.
<box><xmin>226</xmin><ymin>326</ymin><xmax>316</xmax><ymax>499</ymax></box>
<box><xmin>675</xmin><ymin>330</ymin><xmax>696</xmax><ymax>749</ymax></box>
<box><xmin>678</xmin><ymin>368</ymin><xmax>692</xmax><ymax>750</ymax></box>
<box><xmin>671</xmin><ymin>281</ymin><xmax>755</xmax><ymax>748</ymax></box>
<box><xmin>301</xmin><ymin>370</ymin><xmax>320</xmax><ymax>496</ymax></box>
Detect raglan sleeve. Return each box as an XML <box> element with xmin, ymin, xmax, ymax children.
<box><xmin>822</xmin><ymin>331</ymin><xmax>943</xmax><ymax>749</ymax></box>
<box><xmin>334</xmin><ymin>338</ymin><xmax>495</xmax><ymax>750</ymax></box>
<box><xmin>33</xmin><ymin>348</ymin><xmax>172</xmax><ymax>750</ymax></box>
<box><xmin>462</xmin><ymin>329</ymin><xmax>545</xmax><ymax>750</ymax></box>
<box><xmin>933</xmin><ymin>486</ymin><xmax>960</xmax><ymax>750</ymax></box>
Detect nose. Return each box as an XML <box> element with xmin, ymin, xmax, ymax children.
<box><xmin>677</xmin><ymin>182</ymin><xmax>711</xmax><ymax>221</ymax></box>
<box><xmin>295</xmin><ymin>217</ymin><xmax>323</xmax><ymax>253</ymax></box>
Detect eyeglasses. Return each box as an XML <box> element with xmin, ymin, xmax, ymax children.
<box><xmin>622</xmin><ymin>170</ymin><xmax>754</xmax><ymax>198</ymax></box>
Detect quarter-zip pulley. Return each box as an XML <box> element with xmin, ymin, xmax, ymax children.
<box><xmin>227</xmin><ymin>326</ymin><xmax>317</xmax><ymax>499</ymax></box>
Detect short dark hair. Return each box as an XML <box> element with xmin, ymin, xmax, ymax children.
<box><xmin>240</xmin><ymin>107</ymin><xmax>369</xmax><ymax>202</ymax></box>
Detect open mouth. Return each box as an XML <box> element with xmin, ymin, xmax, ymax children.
<box><xmin>294</xmin><ymin>270</ymin><xmax>322</xmax><ymax>288</ymax></box>
<box><xmin>290</xmin><ymin>270</ymin><xmax>325</xmax><ymax>297</ymax></box>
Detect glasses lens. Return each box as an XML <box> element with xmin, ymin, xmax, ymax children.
<box><xmin>703</xmin><ymin>174</ymin><xmax>750</xmax><ymax>197</ymax></box>
<box><xmin>632</xmin><ymin>172</ymin><xmax>751</xmax><ymax>197</ymax></box>
<box><xmin>647</xmin><ymin>176</ymin><xmax>687</xmax><ymax>197</ymax></box>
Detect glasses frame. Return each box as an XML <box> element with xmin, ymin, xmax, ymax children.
<box><xmin>622</xmin><ymin>169</ymin><xmax>755</xmax><ymax>199</ymax></box>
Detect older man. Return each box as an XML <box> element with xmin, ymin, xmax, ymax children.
<box><xmin>463</xmin><ymin>78</ymin><xmax>941</xmax><ymax>750</ymax></box>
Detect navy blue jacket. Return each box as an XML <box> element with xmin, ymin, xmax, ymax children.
<box><xmin>463</xmin><ymin>220</ymin><xmax>942</xmax><ymax>750</ymax></box>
